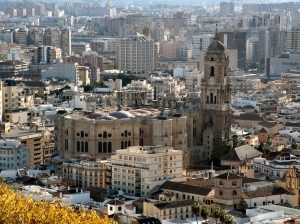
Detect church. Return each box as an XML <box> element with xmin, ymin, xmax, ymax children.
<box><xmin>185</xmin><ymin>32</ymin><xmax>231</xmax><ymax>167</ymax></box>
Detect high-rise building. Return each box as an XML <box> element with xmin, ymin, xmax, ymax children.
<box><xmin>246</xmin><ymin>37</ymin><xmax>261</xmax><ymax>63</ymax></box>
<box><xmin>61</xmin><ymin>27</ymin><xmax>72</xmax><ymax>56</ymax></box>
<box><xmin>28</xmin><ymin>28</ymin><xmax>45</xmax><ymax>46</ymax></box>
<box><xmin>44</xmin><ymin>28</ymin><xmax>61</xmax><ymax>47</ymax></box>
<box><xmin>111</xmin><ymin>146</ymin><xmax>183</xmax><ymax>197</ymax></box>
<box><xmin>192</xmin><ymin>34</ymin><xmax>213</xmax><ymax>59</ymax></box>
<box><xmin>219</xmin><ymin>2</ymin><xmax>235</xmax><ymax>16</ymax></box>
<box><xmin>34</xmin><ymin>46</ymin><xmax>61</xmax><ymax>64</ymax></box>
<box><xmin>117</xmin><ymin>32</ymin><xmax>155</xmax><ymax>74</ymax></box>
<box><xmin>219</xmin><ymin>31</ymin><xmax>247</xmax><ymax>69</ymax></box>
<box><xmin>286</xmin><ymin>27</ymin><xmax>300</xmax><ymax>52</ymax></box>
<box><xmin>15</xmin><ymin>27</ymin><xmax>28</xmax><ymax>45</ymax></box>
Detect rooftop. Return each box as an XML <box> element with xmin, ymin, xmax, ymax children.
<box><xmin>154</xmin><ymin>200</ymin><xmax>194</xmax><ymax>209</ymax></box>
<box><xmin>160</xmin><ymin>181</ymin><xmax>213</xmax><ymax>196</ymax></box>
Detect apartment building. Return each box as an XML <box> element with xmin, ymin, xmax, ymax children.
<box><xmin>62</xmin><ymin>159</ymin><xmax>111</xmax><ymax>188</ymax></box>
<box><xmin>3</xmin><ymin>82</ymin><xmax>34</xmax><ymax>123</ymax></box>
<box><xmin>0</xmin><ymin>139</ymin><xmax>29</xmax><ymax>170</ymax></box>
<box><xmin>117</xmin><ymin>32</ymin><xmax>155</xmax><ymax>74</ymax></box>
<box><xmin>111</xmin><ymin>146</ymin><xmax>183</xmax><ymax>197</ymax></box>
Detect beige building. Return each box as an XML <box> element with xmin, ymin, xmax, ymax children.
<box><xmin>62</xmin><ymin>159</ymin><xmax>110</xmax><ymax>189</ymax></box>
<box><xmin>117</xmin><ymin>32</ymin><xmax>155</xmax><ymax>74</ymax></box>
<box><xmin>57</xmin><ymin>109</ymin><xmax>187</xmax><ymax>160</ymax></box>
<box><xmin>214</xmin><ymin>172</ymin><xmax>243</xmax><ymax>209</ymax></box>
<box><xmin>1</xmin><ymin>127</ymin><xmax>55</xmax><ymax>168</ymax></box>
<box><xmin>78</xmin><ymin>66</ymin><xmax>91</xmax><ymax>86</ymax></box>
<box><xmin>111</xmin><ymin>146</ymin><xmax>183</xmax><ymax>197</ymax></box>
<box><xmin>143</xmin><ymin>199</ymin><xmax>194</xmax><ymax>222</ymax></box>
<box><xmin>3</xmin><ymin>83</ymin><xmax>34</xmax><ymax>123</ymax></box>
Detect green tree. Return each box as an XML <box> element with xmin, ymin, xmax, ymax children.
<box><xmin>211</xmin><ymin>206</ymin><xmax>224</xmax><ymax>224</ymax></box>
<box><xmin>291</xmin><ymin>143</ymin><xmax>298</xmax><ymax>149</ymax></box>
<box><xmin>192</xmin><ymin>202</ymin><xmax>201</xmax><ymax>224</ymax></box>
<box><xmin>232</xmin><ymin>135</ymin><xmax>239</xmax><ymax>148</ymax></box>
<box><xmin>201</xmin><ymin>205</ymin><xmax>210</xmax><ymax>222</ymax></box>
<box><xmin>83</xmin><ymin>85</ymin><xmax>94</xmax><ymax>92</ymax></box>
<box><xmin>264</xmin><ymin>139</ymin><xmax>273</xmax><ymax>155</ymax></box>
<box><xmin>224</xmin><ymin>214</ymin><xmax>234</xmax><ymax>224</ymax></box>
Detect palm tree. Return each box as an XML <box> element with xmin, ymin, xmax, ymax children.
<box><xmin>212</xmin><ymin>206</ymin><xmax>224</xmax><ymax>223</ymax></box>
<box><xmin>224</xmin><ymin>214</ymin><xmax>234</xmax><ymax>224</ymax></box>
<box><xmin>201</xmin><ymin>205</ymin><xmax>210</xmax><ymax>223</ymax></box>
<box><xmin>192</xmin><ymin>202</ymin><xmax>201</xmax><ymax>224</ymax></box>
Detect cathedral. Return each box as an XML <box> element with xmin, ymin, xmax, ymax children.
<box><xmin>186</xmin><ymin>32</ymin><xmax>231</xmax><ymax>166</ymax></box>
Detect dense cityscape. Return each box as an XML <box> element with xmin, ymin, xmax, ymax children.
<box><xmin>0</xmin><ymin>0</ymin><xmax>300</xmax><ymax>223</ymax></box>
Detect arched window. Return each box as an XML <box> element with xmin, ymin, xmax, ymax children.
<box><xmin>214</xmin><ymin>96</ymin><xmax>217</xmax><ymax>104</ymax></box>
<box><xmin>210</xmin><ymin>93</ymin><xmax>213</xmax><ymax>103</ymax></box>
<box><xmin>81</xmin><ymin>131</ymin><xmax>84</xmax><ymax>138</ymax></box>
<box><xmin>108</xmin><ymin>142</ymin><xmax>112</xmax><ymax>153</ymax></box>
<box><xmin>210</xmin><ymin>57</ymin><xmax>214</xmax><ymax>61</ymax></box>
<box><xmin>128</xmin><ymin>140</ymin><xmax>131</xmax><ymax>147</ymax></box>
<box><xmin>210</xmin><ymin>66</ymin><xmax>214</xmax><ymax>76</ymax></box>
<box><xmin>85</xmin><ymin>142</ymin><xmax>88</xmax><ymax>152</ymax></box>
<box><xmin>206</xmin><ymin>95</ymin><xmax>209</xmax><ymax>103</ymax></box>
<box><xmin>77</xmin><ymin>141</ymin><xmax>80</xmax><ymax>152</ymax></box>
<box><xmin>125</xmin><ymin>141</ymin><xmax>128</xmax><ymax>148</ymax></box>
<box><xmin>81</xmin><ymin>141</ymin><xmax>84</xmax><ymax>152</ymax></box>
<box><xmin>125</xmin><ymin>131</ymin><xmax>128</xmax><ymax>137</ymax></box>
<box><xmin>103</xmin><ymin>131</ymin><xmax>107</xmax><ymax>138</ymax></box>
<box><xmin>121</xmin><ymin>141</ymin><xmax>124</xmax><ymax>149</ymax></box>
<box><xmin>103</xmin><ymin>142</ymin><xmax>107</xmax><ymax>153</ymax></box>
<box><xmin>98</xmin><ymin>142</ymin><xmax>102</xmax><ymax>153</ymax></box>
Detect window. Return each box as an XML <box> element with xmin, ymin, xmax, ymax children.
<box><xmin>81</xmin><ymin>131</ymin><xmax>84</xmax><ymax>138</ymax></box>
<box><xmin>85</xmin><ymin>142</ymin><xmax>88</xmax><ymax>152</ymax></box>
<box><xmin>103</xmin><ymin>132</ymin><xmax>107</xmax><ymax>138</ymax></box>
<box><xmin>219</xmin><ymin>190</ymin><xmax>223</xmax><ymax>195</ymax></box>
<box><xmin>98</xmin><ymin>142</ymin><xmax>102</xmax><ymax>153</ymax></box>
<box><xmin>81</xmin><ymin>142</ymin><xmax>84</xmax><ymax>152</ymax></box>
<box><xmin>108</xmin><ymin>142</ymin><xmax>112</xmax><ymax>153</ymax></box>
<box><xmin>210</xmin><ymin>66</ymin><xmax>214</xmax><ymax>76</ymax></box>
<box><xmin>103</xmin><ymin>142</ymin><xmax>107</xmax><ymax>153</ymax></box>
<box><xmin>232</xmin><ymin>190</ymin><xmax>237</xmax><ymax>195</ymax></box>
<box><xmin>210</xmin><ymin>93</ymin><xmax>213</xmax><ymax>103</ymax></box>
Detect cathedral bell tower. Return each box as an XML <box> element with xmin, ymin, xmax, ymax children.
<box><xmin>200</xmin><ymin>32</ymin><xmax>231</xmax><ymax>161</ymax></box>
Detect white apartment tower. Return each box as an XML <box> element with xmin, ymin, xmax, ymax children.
<box><xmin>117</xmin><ymin>33</ymin><xmax>155</xmax><ymax>74</ymax></box>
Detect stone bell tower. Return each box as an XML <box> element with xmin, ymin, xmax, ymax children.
<box><xmin>200</xmin><ymin>32</ymin><xmax>231</xmax><ymax>161</ymax></box>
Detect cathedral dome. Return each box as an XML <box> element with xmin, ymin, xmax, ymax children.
<box><xmin>207</xmin><ymin>39</ymin><xmax>226</xmax><ymax>53</ymax></box>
